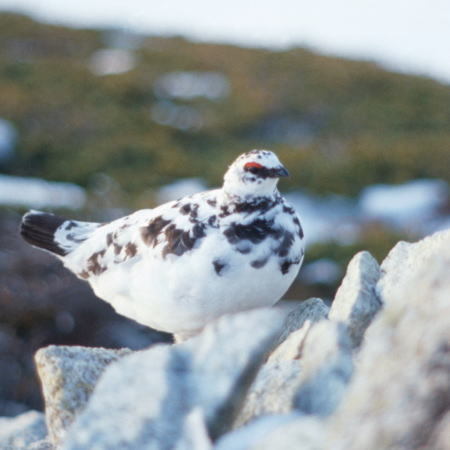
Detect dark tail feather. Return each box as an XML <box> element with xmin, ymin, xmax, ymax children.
<box><xmin>20</xmin><ymin>211</ymin><xmax>68</xmax><ymax>256</ymax></box>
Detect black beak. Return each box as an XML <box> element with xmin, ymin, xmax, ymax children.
<box><xmin>275</xmin><ymin>166</ymin><xmax>289</xmax><ymax>177</ymax></box>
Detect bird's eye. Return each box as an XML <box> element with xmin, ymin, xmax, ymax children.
<box><xmin>244</xmin><ymin>162</ymin><xmax>264</xmax><ymax>174</ymax></box>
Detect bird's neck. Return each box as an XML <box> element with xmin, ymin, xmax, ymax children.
<box><xmin>218</xmin><ymin>190</ymin><xmax>281</xmax><ymax>215</ymax></box>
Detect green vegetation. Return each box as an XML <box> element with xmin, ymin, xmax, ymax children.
<box><xmin>1</xmin><ymin>12</ymin><xmax>449</xmax><ymax>202</ymax></box>
<box><xmin>1</xmin><ymin>12</ymin><xmax>449</xmax><ymax>288</ymax></box>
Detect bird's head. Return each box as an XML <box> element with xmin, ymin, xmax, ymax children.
<box><xmin>223</xmin><ymin>150</ymin><xmax>289</xmax><ymax>199</ymax></box>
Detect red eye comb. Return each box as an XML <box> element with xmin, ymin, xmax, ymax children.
<box><xmin>244</xmin><ymin>162</ymin><xmax>264</xmax><ymax>169</ymax></box>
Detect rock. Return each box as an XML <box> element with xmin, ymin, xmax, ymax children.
<box><xmin>277</xmin><ymin>298</ymin><xmax>329</xmax><ymax>344</ymax></box>
<box><xmin>63</xmin><ymin>308</ymin><xmax>285</xmax><ymax>449</ymax></box>
<box><xmin>35</xmin><ymin>346</ymin><xmax>132</xmax><ymax>446</ymax></box>
<box><xmin>377</xmin><ymin>228</ymin><xmax>450</xmax><ymax>305</ymax></box>
<box><xmin>176</xmin><ymin>408</ymin><xmax>212</xmax><ymax>450</ymax></box>
<box><xmin>426</xmin><ymin>411</ymin><xmax>450</xmax><ymax>450</ymax></box>
<box><xmin>0</xmin><ymin>410</ymin><xmax>47</xmax><ymax>449</ymax></box>
<box><xmin>64</xmin><ymin>344</ymin><xmax>196</xmax><ymax>449</ymax></box>
<box><xmin>327</xmin><ymin>246</ymin><xmax>450</xmax><ymax>449</ymax></box>
<box><xmin>329</xmin><ymin>251</ymin><xmax>381</xmax><ymax>348</ymax></box>
<box><xmin>217</xmin><ymin>414</ymin><xmax>325</xmax><ymax>450</ymax></box>
<box><xmin>269</xmin><ymin>298</ymin><xmax>329</xmax><ymax>364</ymax></box>
<box><xmin>268</xmin><ymin>321</ymin><xmax>313</xmax><ymax>363</ymax></box>
<box><xmin>28</xmin><ymin>439</ymin><xmax>54</xmax><ymax>450</ymax></box>
<box><xmin>294</xmin><ymin>321</ymin><xmax>353</xmax><ymax>417</ymax></box>
<box><xmin>28</xmin><ymin>231</ymin><xmax>449</xmax><ymax>450</ymax></box>
<box><xmin>236</xmin><ymin>320</ymin><xmax>352</xmax><ymax>428</ymax></box>
<box><xmin>249</xmin><ymin>416</ymin><xmax>325</xmax><ymax>450</ymax></box>
<box><xmin>183</xmin><ymin>309</ymin><xmax>286</xmax><ymax>439</ymax></box>
<box><xmin>216</xmin><ymin>414</ymin><xmax>301</xmax><ymax>450</ymax></box>
<box><xmin>233</xmin><ymin>361</ymin><xmax>302</xmax><ymax>427</ymax></box>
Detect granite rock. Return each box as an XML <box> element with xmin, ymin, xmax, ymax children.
<box><xmin>216</xmin><ymin>414</ymin><xmax>303</xmax><ymax>450</ymax></box>
<box><xmin>233</xmin><ymin>298</ymin><xmax>333</xmax><ymax>427</ymax></box>
<box><xmin>0</xmin><ymin>410</ymin><xmax>47</xmax><ymax>449</ymax></box>
<box><xmin>329</xmin><ymin>251</ymin><xmax>381</xmax><ymax>348</ymax></box>
<box><xmin>294</xmin><ymin>321</ymin><xmax>353</xmax><ymax>417</ymax></box>
<box><xmin>175</xmin><ymin>408</ymin><xmax>212</xmax><ymax>450</ymax></box>
<box><xmin>250</xmin><ymin>416</ymin><xmax>325</xmax><ymax>450</ymax></box>
<box><xmin>426</xmin><ymin>411</ymin><xmax>450</xmax><ymax>450</ymax></box>
<box><xmin>29</xmin><ymin>230</ymin><xmax>450</xmax><ymax>450</ymax></box>
<box><xmin>377</xmin><ymin>228</ymin><xmax>450</xmax><ymax>305</ymax></box>
<box><xmin>268</xmin><ymin>321</ymin><xmax>313</xmax><ymax>363</ymax></box>
<box><xmin>277</xmin><ymin>298</ymin><xmax>329</xmax><ymax>344</ymax></box>
<box><xmin>217</xmin><ymin>414</ymin><xmax>325</xmax><ymax>450</ymax></box>
<box><xmin>328</xmin><ymin>242</ymin><xmax>450</xmax><ymax>449</ymax></box>
<box><xmin>35</xmin><ymin>345</ymin><xmax>131</xmax><ymax>446</ymax></box>
<box><xmin>235</xmin><ymin>320</ymin><xmax>352</xmax><ymax>427</ymax></box>
<box><xmin>233</xmin><ymin>361</ymin><xmax>302</xmax><ymax>427</ymax></box>
<box><xmin>28</xmin><ymin>439</ymin><xmax>54</xmax><ymax>450</ymax></box>
<box><xmin>63</xmin><ymin>308</ymin><xmax>285</xmax><ymax>449</ymax></box>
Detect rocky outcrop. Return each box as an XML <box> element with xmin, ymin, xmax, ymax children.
<box><xmin>1</xmin><ymin>229</ymin><xmax>448</xmax><ymax>450</ymax></box>
<box><xmin>277</xmin><ymin>297</ymin><xmax>329</xmax><ymax>344</ymax></box>
<box><xmin>327</xmin><ymin>230</ymin><xmax>450</xmax><ymax>450</ymax></box>
<box><xmin>235</xmin><ymin>320</ymin><xmax>352</xmax><ymax>427</ymax></box>
<box><xmin>63</xmin><ymin>308</ymin><xmax>285</xmax><ymax>449</ymax></box>
<box><xmin>233</xmin><ymin>361</ymin><xmax>302</xmax><ymax>427</ymax></box>
<box><xmin>35</xmin><ymin>346</ymin><xmax>132</xmax><ymax>446</ymax></box>
<box><xmin>217</xmin><ymin>414</ymin><xmax>325</xmax><ymax>450</ymax></box>
<box><xmin>329</xmin><ymin>251</ymin><xmax>381</xmax><ymax>348</ymax></box>
<box><xmin>293</xmin><ymin>320</ymin><xmax>353</xmax><ymax>417</ymax></box>
<box><xmin>0</xmin><ymin>410</ymin><xmax>47</xmax><ymax>449</ymax></box>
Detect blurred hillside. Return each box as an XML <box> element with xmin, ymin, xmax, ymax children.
<box><xmin>0</xmin><ymin>12</ymin><xmax>449</xmax><ymax>199</ymax></box>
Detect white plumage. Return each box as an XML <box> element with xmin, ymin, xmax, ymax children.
<box><xmin>21</xmin><ymin>150</ymin><xmax>305</xmax><ymax>340</ymax></box>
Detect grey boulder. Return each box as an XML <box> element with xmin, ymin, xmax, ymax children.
<box><xmin>328</xmin><ymin>232</ymin><xmax>450</xmax><ymax>450</ymax></box>
<box><xmin>277</xmin><ymin>298</ymin><xmax>329</xmax><ymax>344</ymax></box>
<box><xmin>233</xmin><ymin>361</ymin><xmax>302</xmax><ymax>427</ymax></box>
<box><xmin>377</xmin><ymin>228</ymin><xmax>450</xmax><ymax>305</ymax></box>
<box><xmin>0</xmin><ymin>410</ymin><xmax>47</xmax><ymax>449</ymax></box>
<box><xmin>235</xmin><ymin>320</ymin><xmax>352</xmax><ymax>427</ymax></box>
<box><xmin>63</xmin><ymin>308</ymin><xmax>285</xmax><ymax>449</ymax></box>
<box><xmin>293</xmin><ymin>320</ymin><xmax>353</xmax><ymax>417</ymax></box>
<box><xmin>329</xmin><ymin>251</ymin><xmax>381</xmax><ymax>348</ymax></box>
<box><xmin>217</xmin><ymin>414</ymin><xmax>325</xmax><ymax>450</ymax></box>
<box><xmin>35</xmin><ymin>345</ymin><xmax>132</xmax><ymax>446</ymax></box>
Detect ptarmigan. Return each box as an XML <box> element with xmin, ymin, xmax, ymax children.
<box><xmin>20</xmin><ymin>150</ymin><xmax>305</xmax><ymax>340</ymax></box>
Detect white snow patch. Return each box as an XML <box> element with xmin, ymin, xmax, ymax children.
<box><xmin>89</xmin><ymin>49</ymin><xmax>137</xmax><ymax>76</ymax></box>
<box><xmin>154</xmin><ymin>71</ymin><xmax>230</xmax><ymax>100</ymax></box>
<box><xmin>359</xmin><ymin>179</ymin><xmax>448</xmax><ymax>227</ymax></box>
<box><xmin>0</xmin><ymin>175</ymin><xmax>86</xmax><ymax>209</ymax></box>
<box><xmin>287</xmin><ymin>179</ymin><xmax>449</xmax><ymax>246</ymax></box>
<box><xmin>151</xmin><ymin>101</ymin><xmax>204</xmax><ymax>130</ymax></box>
<box><xmin>157</xmin><ymin>178</ymin><xmax>207</xmax><ymax>203</ymax></box>
<box><xmin>286</xmin><ymin>192</ymin><xmax>360</xmax><ymax>246</ymax></box>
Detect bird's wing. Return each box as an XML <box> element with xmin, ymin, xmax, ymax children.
<box><xmin>64</xmin><ymin>189</ymin><xmax>220</xmax><ymax>280</ymax></box>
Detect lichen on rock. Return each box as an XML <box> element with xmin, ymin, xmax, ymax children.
<box><xmin>35</xmin><ymin>346</ymin><xmax>132</xmax><ymax>446</ymax></box>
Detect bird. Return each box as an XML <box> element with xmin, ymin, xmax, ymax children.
<box><xmin>20</xmin><ymin>150</ymin><xmax>305</xmax><ymax>341</ymax></box>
